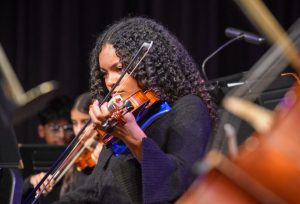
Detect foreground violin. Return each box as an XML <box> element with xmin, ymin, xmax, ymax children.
<box><xmin>75</xmin><ymin>89</ymin><xmax>170</xmax><ymax>170</ymax></box>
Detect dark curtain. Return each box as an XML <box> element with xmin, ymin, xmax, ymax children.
<box><xmin>0</xmin><ymin>0</ymin><xmax>299</xmax><ymax>143</ymax></box>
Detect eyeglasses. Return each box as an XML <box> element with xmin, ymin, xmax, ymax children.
<box><xmin>47</xmin><ymin>124</ymin><xmax>74</xmax><ymax>136</ymax></box>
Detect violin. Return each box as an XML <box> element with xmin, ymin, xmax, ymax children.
<box><xmin>96</xmin><ymin>90</ymin><xmax>159</xmax><ymax>141</ymax></box>
<box><xmin>74</xmin><ymin>89</ymin><xmax>161</xmax><ymax>171</ymax></box>
<box><xmin>73</xmin><ymin>136</ymin><xmax>98</xmax><ymax>171</ymax></box>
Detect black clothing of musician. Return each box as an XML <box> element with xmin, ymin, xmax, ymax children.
<box><xmin>53</xmin><ymin>17</ymin><xmax>216</xmax><ymax>204</ymax></box>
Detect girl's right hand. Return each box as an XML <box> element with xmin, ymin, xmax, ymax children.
<box><xmin>30</xmin><ymin>172</ymin><xmax>54</xmax><ymax>194</ymax></box>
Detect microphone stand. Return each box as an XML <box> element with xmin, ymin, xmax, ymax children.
<box><xmin>202</xmin><ymin>27</ymin><xmax>266</xmax><ymax>106</ymax></box>
<box><xmin>202</xmin><ymin>35</ymin><xmax>244</xmax><ymax>105</ymax></box>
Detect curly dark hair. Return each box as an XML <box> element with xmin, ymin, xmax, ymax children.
<box><xmin>38</xmin><ymin>96</ymin><xmax>73</xmax><ymax>125</ymax></box>
<box><xmin>90</xmin><ymin>17</ymin><xmax>217</xmax><ymax>122</ymax></box>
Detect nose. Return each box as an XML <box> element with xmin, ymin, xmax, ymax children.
<box><xmin>73</xmin><ymin>123</ymin><xmax>83</xmax><ymax>135</ymax></box>
<box><xmin>105</xmin><ymin>73</ymin><xmax>118</xmax><ymax>90</ymax></box>
<box><xmin>73</xmin><ymin>126</ymin><xmax>80</xmax><ymax>136</ymax></box>
<box><xmin>56</xmin><ymin>129</ymin><xmax>65</xmax><ymax>139</ymax></box>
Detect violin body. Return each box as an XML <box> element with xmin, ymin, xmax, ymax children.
<box><xmin>177</xmin><ymin>85</ymin><xmax>300</xmax><ymax>204</ymax></box>
<box><xmin>75</xmin><ymin>90</ymin><xmax>161</xmax><ymax>170</ymax></box>
<box><xmin>95</xmin><ymin>90</ymin><xmax>159</xmax><ymax>143</ymax></box>
<box><xmin>75</xmin><ymin>150</ymin><xmax>96</xmax><ymax>171</ymax></box>
<box><xmin>74</xmin><ymin>136</ymin><xmax>98</xmax><ymax>171</ymax></box>
<box><xmin>97</xmin><ymin>90</ymin><xmax>160</xmax><ymax>134</ymax></box>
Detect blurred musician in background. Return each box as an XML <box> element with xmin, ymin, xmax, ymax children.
<box><xmin>22</xmin><ymin>96</ymin><xmax>73</xmax><ymax>203</ymax></box>
<box><xmin>24</xmin><ymin>93</ymin><xmax>103</xmax><ymax>202</ymax></box>
<box><xmin>59</xmin><ymin>92</ymin><xmax>103</xmax><ymax>197</ymax></box>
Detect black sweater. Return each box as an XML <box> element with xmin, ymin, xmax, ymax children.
<box><xmin>53</xmin><ymin>95</ymin><xmax>212</xmax><ymax>204</ymax></box>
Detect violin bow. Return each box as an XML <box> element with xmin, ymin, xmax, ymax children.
<box><xmin>23</xmin><ymin>41</ymin><xmax>153</xmax><ymax>204</ymax></box>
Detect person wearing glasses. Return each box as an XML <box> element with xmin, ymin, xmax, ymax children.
<box><xmin>37</xmin><ymin>96</ymin><xmax>74</xmax><ymax>145</ymax></box>
<box><xmin>22</xmin><ymin>96</ymin><xmax>73</xmax><ymax>203</ymax></box>
<box><xmin>23</xmin><ymin>93</ymin><xmax>103</xmax><ymax>202</ymax></box>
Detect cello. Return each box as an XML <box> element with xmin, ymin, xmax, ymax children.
<box><xmin>176</xmin><ymin>0</ymin><xmax>300</xmax><ymax>203</ymax></box>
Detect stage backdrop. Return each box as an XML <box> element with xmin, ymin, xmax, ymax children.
<box><xmin>0</xmin><ymin>0</ymin><xmax>299</xmax><ymax>143</ymax></box>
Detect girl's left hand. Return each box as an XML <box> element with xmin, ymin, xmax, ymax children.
<box><xmin>114</xmin><ymin>112</ymin><xmax>146</xmax><ymax>141</ymax></box>
<box><xmin>114</xmin><ymin>112</ymin><xmax>147</xmax><ymax>161</ymax></box>
<box><xmin>89</xmin><ymin>99</ymin><xmax>146</xmax><ymax>161</ymax></box>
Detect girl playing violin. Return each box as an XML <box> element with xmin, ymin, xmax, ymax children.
<box><xmin>54</xmin><ymin>17</ymin><xmax>216</xmax><ymax>204</ymax></box>
<box><xmin>28</xmin><ymin>93</ymin><xmax>103</xmax><ymax>200</ymax></box>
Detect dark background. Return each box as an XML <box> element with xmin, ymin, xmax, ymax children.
<box><xmin>0</xmin><ymin>0</ymin><xmax>299</xmax><ymax>143</ymax></box>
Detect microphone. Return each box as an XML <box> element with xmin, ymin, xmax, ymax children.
<box><xmin>202</xmin><ymin>35</ymin><xmax>243</xmax><ymax>105</ymax></box>
<box><xmin>202</xmin><ymin>27</ymin><xmax>264</xmax><ymax>105</ymax></box>
<box><xmin>225</xmin><ymin>27</ymin><xmax>265</xmax><ymax>45</ymax></box>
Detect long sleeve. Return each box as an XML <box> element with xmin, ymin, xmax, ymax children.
<box><xmin>141</xmin><ymin>95</ymin><xmax>212</xmax><ymax>203</ymax></box>
<box><xmin>53</xmin><ymin>146</ymin><xmax>140</xmax><ymax>204</ymax></box>
<box><xmin>52</xmin><ymin>148</ymin><xmax>110</xmax><ymax>204</ymax></box>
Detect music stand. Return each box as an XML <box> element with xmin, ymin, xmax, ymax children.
<box><xmin>19</xmin><ymin>144</ymin><xmax>66</xmax><ymax>179</ymax></box>
<box><xmin>0</xmin><ymin>44</ymin><xmax>23</xmax><ymax>204</ymax></box>
<box><xmin>210</xmin><ymin>71</ymin><xmax>295</xmax><ymax>145</ymax></box>
<box><xmin>0</xmin><ymin>42</ymin><xmax>59</xmax><ymax>204</ymax></box>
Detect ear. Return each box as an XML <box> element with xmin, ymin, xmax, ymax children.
<box><xmin>38</xmin><ymin>125</ymin><xmax>45</xmax><ymax>139</ymax></box>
